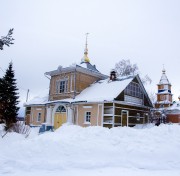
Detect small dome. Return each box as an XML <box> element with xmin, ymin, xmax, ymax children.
<box><xmin>162</xmin><ymin>68</ymin><xmax>166</xmax><ymax>74</ymax></box>
<box><xmin>84</xmin><ymin>56</ymin><xmax>90</xmax><ymax>63</ymax></box>
<box><xmin>159</xmin><ymin>68</ymin><xmax>170</xmax><ymax>85</ymax></box>
<box><xmin>81</xmin><ymin>55</ymin><xmax>90</xmax><ymax>63</ymax></box>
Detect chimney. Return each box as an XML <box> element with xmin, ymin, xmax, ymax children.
<box><xmin>110</xmin><ymin>69</ymin><xmax>117</xmax><ymax>81</ymax></box>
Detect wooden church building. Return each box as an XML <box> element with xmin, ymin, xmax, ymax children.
<box><xmin>24</xmin><ymin>36</ymin><xmax>153</xmax><ymax>130</ymax></box>
<box><xmin>154</xmin><ymin>68</ymin><xmax>180</xmax><ymax>123</ymax></box>
<box><xmin>154</xmin><ymin>68</ymin><xmax>173</xmax><ymax>109</ymax></box>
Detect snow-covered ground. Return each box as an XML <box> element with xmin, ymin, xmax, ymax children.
<box><xmin>0</xmin><ymin>124</ymin><xmax>180</xmax><ymax>176</ymax></box>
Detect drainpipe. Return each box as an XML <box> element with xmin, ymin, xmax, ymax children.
<box><xmin>73</xmin><ymin>67</ymin><xmax>77</xmax><ymax>99</ymax></box>
<box><xmin>69</xmin><ymin>102</ymin><xmax>75</xmax><ymax>124</ymax></box>
<box><xmin>44</xmin><ymin>73</ymin><xmax>51</xmax><ymax>101</ymax></box>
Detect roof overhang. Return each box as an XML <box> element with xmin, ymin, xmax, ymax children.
<box><xmin>45</xmin><ymin>65</ymin><xmax>108</xmax><ymax>80</ymax></box>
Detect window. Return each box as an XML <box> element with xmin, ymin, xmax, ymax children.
<box><xmin>56</xmin><ymin>105</ymin><xmax>66</xmax><ymax>112</ymax></box>
<box><xmin>26</xmin><ymin>107</ymin><xmax>31</xmax><ymax>115</ymax></box>
<box><xmin>85</xmin><ymin>112</ymin><xmax>91</xmax><ymax>123</ymax></box>
<box><xmin>60</xmin><ymin>80</ymin><xmax>65</xmax><ymax>93</ymax></box>
<box><xmin>56</xmin><ymin>78</ymin><xmax>68</xmax><ymax>93</ymax></box>
<box><xmin>160</xmin><ymin>95</ymin><xmax>165</xmax><ymax>101</ymax></box>
<box><xmin>37</xmin><ymin>112</ymin><xmax>41</xmax><ymax>122</ymax></box>
<box><xmin>124</xmin><ymin>82</ymin><xmax>143</xmax><ymax>99</ymax></box>
<box><xmin>124</xmin><ymin>95</ymin><xmax>143</xmax><ymax>105</ymax></box>
<box><xmin>164</xmin><ymin>85</ymin><xmax>168</xmax><ymax>89</ymax></box>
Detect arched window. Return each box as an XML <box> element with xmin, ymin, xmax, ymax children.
<box><xmin>56</xmin><ymin>105</ymin><xmax>66</xmax><ymax>113</ymax></box>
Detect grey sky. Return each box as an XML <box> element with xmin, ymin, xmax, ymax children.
<box><xmin>1</xmin><ymin>0</ymin><xmax>180</xmax><ymax>102</ymax></box>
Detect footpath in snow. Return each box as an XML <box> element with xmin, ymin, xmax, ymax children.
<box><xmin>0</xmin><ymin>124</ymin><xmax>180</xmax><ymax>176</ymax></box>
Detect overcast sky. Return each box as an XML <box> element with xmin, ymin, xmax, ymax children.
<box><xmin>1</xmin><ymin>0</ymin><xmax>180</xmax><ymax>103</ymax></box>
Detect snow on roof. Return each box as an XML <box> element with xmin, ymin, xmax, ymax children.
<box><xmin>159</xmin><ymin>70</ymin><xmax>170</xmax><ymax>85</ymax></box>
<box><xmin>73</xmin><ymin>77</ymin><xmax>133</xmax><ymax>102</ymax></box>
<box><xmin>157</xmin><ymin>90</ymin><xmax>171</xmax><ymax>94</ymax></box>
<box><xmin>24</xmin><ymin>95</ymin><xmax>48</xmax><ymax>106</ymax></box>
<box><xmin>167</xmin><ymin>101</ymin><xmax>180</xmax><ymax>111</ymax></box>
<box><xmin>24</xmin><ymin>89</ymin><xmax>49</xmax><ymax>106</ymax></box>
<box><xmin>79</xmin><ymin>62</ymin><xmax>100</xmax><ymax>73</ymax></box>
<box><xmin>24</xmin><ymin>77</ymin><xmax>134</xmax><ymax>105</ymax></box>
<box><xmin>155</xmin><ymin>100</ymin><xmax>172</xmax><ymax>104</ymax></box>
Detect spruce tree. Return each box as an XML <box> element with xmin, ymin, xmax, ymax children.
<box><xmin>0</xmin><ymin>28</ymin><xmax>14</xmax><ymax>50</ymax></box>
<box><xmin>0</xmin><ymin>77</ymin><xmax>4</xmax><ymax>123</ymax></box>
<box><xmin>0</xmin><ymin>62</ymin><xmax>19</xmax><ymax>130</ymax></box>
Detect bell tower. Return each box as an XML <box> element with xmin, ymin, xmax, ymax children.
<box><xmin>155</xmin><ymin>68</ymin><xmax>173</xmax><ymax>108</ymax></box>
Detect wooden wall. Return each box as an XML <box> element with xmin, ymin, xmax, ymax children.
<box><xmin>167</xmin><ymin>114</ymin><xmax>180</xmax><ymax>123</ymax></box>
<box><xmin>49</xmin><ymin>71</ymin><xmax>101</xmax><ymax>101</ymax></box>
<box><xmin>26</xmin><ymin>106</ymin><xmax>46</xmax><ymax>126</ymax></box>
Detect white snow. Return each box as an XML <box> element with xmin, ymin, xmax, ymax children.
<box><xmin>74</xmin><ymin>78</ymin><xmax>132</xmax><ymax>102</ymax></box>
<box><xmin>25</xmin><ymin>77</ymin><xmax>133</xmax><ymax>105</ymax></box>
<box><xmin>0</xmin><ymin>124</ymin><xmax>180</xmax><ymax>176</ymax></box>
<box><xmin>167</xmin><ymin>101</ymin><xmax>180</xmax><ymax>111</ymax></box>
<box><xmin>24</xmin><ymin>95</ymin><xmax>48</xmax><ymax>105</ymax></box>
<box><xmin>157</xmin><ymin>90</ymin><xmax>170</xmax><ymax>94</ymax></box>
<box><xmin>24</xmin><ymin>89</ymin><xmax>49</xmax><ymax>106</ymax></box>
<box><xmin>156</xmin><ymin>100</ymin><xmax>172</xmax><ymax>104</ymax></box>
<box><xmin>159</xmin><ymin>72</ymin><xmax>170</xmax><ymax>85</ymax></box>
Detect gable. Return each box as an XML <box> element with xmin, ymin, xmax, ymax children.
<box><xmin>115</xmin><ymin>75</ymin><xmax>153</xmax><ymax>108</ymax></box>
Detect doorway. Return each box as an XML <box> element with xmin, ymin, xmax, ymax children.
<box><xmin>54</xmin><ymin>105</ymin><xmax>67</xmax><ymax>129</ymax></box>
<box><xmin>121</xmin><ymin>110</ymin><xmax>128</xmax><ymax>126</ymax></box>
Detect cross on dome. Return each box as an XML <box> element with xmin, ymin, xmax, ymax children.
<box><xmin>81</xmin><ymin>33</ymin><xmax>90</xmax><ymax>63</ymax></box>
<box><xmin>159</xmin><ymin>66</ymin><xmax>170</xmax><ymax>85</ymax></box>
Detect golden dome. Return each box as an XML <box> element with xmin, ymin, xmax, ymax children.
<box><xmin>81</xmin><ymin>55</ymin><xmax>90</xmax><ymax>63</ymax></box>
<box><xmin>81</xmin><ymin>33</ymin><xmax>91</xmax><ymax>63</ymax></box>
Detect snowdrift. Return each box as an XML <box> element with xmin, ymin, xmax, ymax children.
<box><xmin>0</xmin><ymin>124</ymin><xmax>180</xmax><ymax>176</ymax></box>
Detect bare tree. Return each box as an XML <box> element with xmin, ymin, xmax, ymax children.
<box><xmin>0</xmin><ymin>29</ymin><xmax>14</xmax><ymax>50</ymax></box>
<box><xmin>115</xmin><ymin>59</ymin><xmax>151</xmax><ymax>84</ymax></box>
<box><xmin>147</xmin><ymin>91</ymin><xmax>156</xmax><ymax>104</ymax></box>
<box><xmin>115</xmin><ymin>59</ymin><xmax>138</xmax><ymax>77</ymax></box>
<box><xmin>141</xmin><ymin>74</ymin><xmax>152</xmax><ymax>85</ymax></box>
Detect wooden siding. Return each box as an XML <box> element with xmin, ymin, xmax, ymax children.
<box><xmin>49</xmin><ymin>72</ymin><xmax>73</xmax><ymax>100</ymax></box>
<box><xmin>75</xmin><ymin>72</ymin><xmax>99</xmax><ymax>93</ymax></box>
<box><xmin>158</xmin><ymin>84</ymin><xmax>171</xmax><ymax>90</ymax></box>
<box><xmin>103</xmin><ymin>102</ymin><xmax>149</xmax><ymax>128</ymax></box>
<box><xmin>49</xmin><ymin>71</ymin><xmax>101</xmax><ymax>101</ymax></box>
<box><xmin>29</xmin><ymin>106</ymin><xmax>46</xmax><ymax>126</ymax></box>
<box><xmin>167</xmin><ymin>114</ymin><xmax>180</xmax><ymax>123</ymax></box>
<box><xmin>76</xmin><ymin>104</ymin><xmax>101</xmax><ymax>127</ymax></box>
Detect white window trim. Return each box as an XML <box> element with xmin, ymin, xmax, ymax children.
<box><xmin>124</xmin><ymin>95</ymin><xmax>143</xmax><ymax>105</ymax></box>
<box><xmin>84</xmin><ymin>111</ymin><xmax>91</xmax><ymax>124</ymax></box>
<box><xmin>37</xmin><ymin>112</ymin><xmax>41</xmax><ymax>122</ymax></box>
<box><xmin>56</xmin><ymin>78</ymin><xmax>69</xmax><ymax>94</ymax></box>
<box><xmin>70</xmin><ymin>74</ymin><xmax>74</xmax><ymax>92</ymax></box>
<box><xmin>83</xmin><ymin>106</ymin><xmax>92</xmax><ymax>109</ymax></box>
<box><xmin>36</xmin><ymin>108</ymin><xmax>42</xmax><ymax>110</ymax></box>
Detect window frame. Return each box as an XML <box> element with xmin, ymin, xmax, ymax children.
<box><xmin>37</xmin><ymin>112</ymin><xmax>41</xmax><ymax>122</ymax></box>
<box><xmin>56</xmin><ymin>78</ymin><xmax>69</xmax><ymax>94</ymax></box>
<box><xmin>84</xmin><ymin>111</ymin><xmax>91</xmax><ymax>123</ymax></box>
<box><xmin>124</xmin><ymin>82</ymin><xmax>143</xmax><ymax>99</ymax></box>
